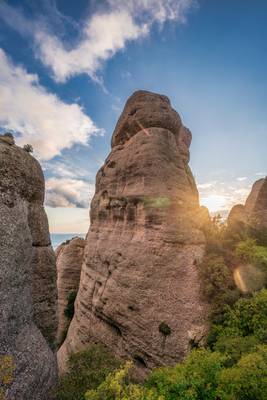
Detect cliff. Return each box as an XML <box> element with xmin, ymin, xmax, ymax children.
<box><xmin>0</xmin><ymin>134</ymin><xmax>57</xmax><ymax>399</ymax></box>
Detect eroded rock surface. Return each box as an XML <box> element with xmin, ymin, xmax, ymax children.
<box><xmin>56</xmin><ymin>237</ymin><xmax>85</xmax><ymax>345</ymax></box>
<box><xmin>0</xmin><ymin>137</ymin><xmax>57</xmax><ymax>399</ymax></box>
<box><xmin>58</xmin><ymin>90</ymin><xmax>209</xmax><ymax>376</ymax></box>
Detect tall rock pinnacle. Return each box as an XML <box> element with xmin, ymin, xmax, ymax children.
<box><xmin>0</xmin><ymin>135</ymin><xmax>57</xmax><ymax>399</ymax></box>
<box><xmin>58</xmin><ymin>90</ymin><xmax>209</xmax><ymax>376</ymax></box>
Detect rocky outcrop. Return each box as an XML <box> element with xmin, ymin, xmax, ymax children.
<box><xmin>227</xmin><ymin>204</ymin><xmax>247</xmax><ymax>227</ymax></box>
<box><xmin>56</xmin><ymin>237</ymin><xmax>85</xmax><ymax>345</ymax></box>
<box><xmin>0</xmin><ymin>135</ymin><xmax>57</xmax><ymax>399</ymax></box>
<box><xmin>58</xmin><ymin>90</ymin><xmax>209</xmax><ymax>376</ymax></box>
<box><xmin>228</xmin><ymin>178</ymin><xmax>267</xmax><ymax>229</ymax></box>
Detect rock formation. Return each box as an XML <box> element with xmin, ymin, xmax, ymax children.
<box><xmin>58</xmin><ymin>90</ymin><xmax>209</xmax><ymax>376</ymax></box>
<box><xmin>228</xmin><ymin>177</ymin><xmax>267</xmax><ymax>228</ymax></box>
<box><xmin>56</xmin><ymin>237</ymin><xmax>85</xmax><ymax>345</ymax></box>
<box><xmin>0</xmin><ymin>135</ymin><xmax>57</xmax><ymax>399</ymax></box>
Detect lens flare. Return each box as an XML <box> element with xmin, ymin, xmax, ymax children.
<box><xmin>234</xmin><ymin>264</ymin><xmax>266</xmax><ymax>293</ymax></box>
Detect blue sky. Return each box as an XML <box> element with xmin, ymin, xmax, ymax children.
<box><xmin>0</xmin><ymin>0</ymin><xmax>266</xmax><ymax>232</ymax></box>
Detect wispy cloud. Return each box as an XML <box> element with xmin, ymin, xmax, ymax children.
<box><xmin>0</xmin><ymin>49</ymin><xmax>101</xmax><ymax>160</ymax></box>
<box><xmin>45</xmin><ymin>177</ymin><xmax>95</xmax><ymax>208</ymax></box>
<box><xmin>237</xmin><ymin>176</ymin><xmax>247</xmax><ymax>181</ymax></box>
<box><xmin>0</xmin><ymin>0</ymin><xmax>196</xmax><ymax>83</ymax></box>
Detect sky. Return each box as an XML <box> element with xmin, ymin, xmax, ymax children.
<box><xmin>0</xmin><ymin>0</ymin><xmax>266</xmax><ymax>233</ymax></box>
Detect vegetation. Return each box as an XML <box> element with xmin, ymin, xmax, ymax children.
<box><xmin>159</xmin><ymin>322</ymin><xmax>171</xmax><ymax>336</ymax></box>
<box><xmin>0</xmin><ymin>355</ymin><xmax>15</xmax><ymax>400</ymax></box>
<box><xmin>23</xmin><ymin>143</ymin><xmax>33</xmax><ymax>153</ymax></box>
<box><xmin>85</xmin><ymin>361</ymin><xmax>160</xmax><ymax>400</ymax></box>
<box><xmin>55</xmin><ymin>344</ymin><xmax>120</xmax><ymax>400</ymax></box>
<box><xmin>56</xmin><ymin>219</ymin><xmax>267</xmax><ymax>400</ymax></box>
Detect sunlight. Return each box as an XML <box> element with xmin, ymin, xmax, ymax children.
<box><xmin>200</xmin><ymin>194</ymin><xmax>227</xmax><ymax>213</ymax></box>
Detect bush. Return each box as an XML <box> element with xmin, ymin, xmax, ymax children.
<box><xmin>217</xmin><ymin>345</ymin><xmax>267</xmax><ymax>400</ymax></box>
<box><xmin>55</xmin><ymin>344</ymin><xmax>120</xmax><ymax>400</ymax></box>
<box><xmin>85</xmin><ymin>361</ymin><xmax>160</xmax><ymax>400</ymax></box>
<box><xmin>198</xmin><ymin>254</ymin><xmax>239</xmax><ymax>314</ymax></box>
<box><xmin>0</xmin><ymin>355</ymin><xmax>15</xmax><ymax>400</ymax></box>
<box><xmin>214</xmin><ymin>335</ymin><xmax>259</xmax><ymax>366</ymax></box>
<box><xmin>23</xmin><ymin>144</ymin><xmax>33</xmax><ymax>153</ymax></box>
<box><xmin>159</xmin><ymin>322</ymin><xmax>171</xmax><ymax>336</ymax></box>
<box><xmin>64</xmin><ymin>290</ymin><xmax>77</xmax><ymax>320</ymax></box>
<box><xmin>208</xmin><ymin>289</ymin><xmax>267</xmax><ymax>346</ymax></box>
<box><xmin>235</xmin><ymin>239</ymin><xmax>267</xmax><ymax>269</ymax></box>
<box><xmin>147</xmin><ymin>349</ymin><xmax>227</xmax><ymax>400</ymax></box>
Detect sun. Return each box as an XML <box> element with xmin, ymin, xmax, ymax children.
<box><xmin>200</xmin><ymin>194</ymin><xmax>227</xmax><ymax>213</ymax></box>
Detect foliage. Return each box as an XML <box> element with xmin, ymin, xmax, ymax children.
<box><xmin>0</xmin><ymin>355</ymin><xmax>15</xmax><ymax>400</ymax></box>
<box><xmin>64</xmin><ymin>290</ymin><xmax>77</xmax><ymax>320</ymax></box>
<box><xmin>201</xmin><ymin>214</ymin><xmax>226</xmax><ymax>255</ymax></box>
<box><xmin>55</xmin><ymin>344</ymin><xmax>120</xmax><ymax>400</ymax></box>
<box><xmin>217</xmin><ymin>345</ymin><xmax>267</xmax><ymax>400</ymax></box>
<box><xmin>213</xmin><ymin>335</ymin><xmax>259</xmax><ymax>367</ymax></box>
<box><xmin>235</xmin><ymin>239</ymin><xmax>267</xmax><ymax>268</ymax></box>
<box><xmin>147</xmin><ymin>349</ymin><xmax>227</xmax><ymax>400</ymax></box>
<box><xmin>85</xmin><ymin>362</ymin><xmax>161</xmax><ymax>400</ymax></box>
<box><xmin>249</xmin><ymin>226</ymin><xmax>267</xmax><ymax>247</ymax></box>
<box><xmin>198</xmin><ymin>254</ymin><xmax>239</xmax><ymax>313</ymax></box>
<box><xmin>208</xmin><ymin>289</ymin><xmax>267</xmax><ymax>346</ymax></box>
<box><xmin>23</xmin><ymin>143</ymin><xmax>33</xmax><ymax>153</ymax></box>
<box><xmin>146</xmin><ymin>346</ymin><xmax>267</xmax><ymax>400</ymax></box>
<box><xmin>159</xmin><ymin>323</ymin><xmax>171</xmax><ymax>336</ymax></box>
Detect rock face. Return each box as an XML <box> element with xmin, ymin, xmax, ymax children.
<box><xmin>58</xmin><ymin>90</ymin><xmax>209</xmax><ymax>375</ymax></box>
<box><xmin>0</xmin><ymin>137</ymin><xmax>57</xmax><ymax>399</ymax></box>
<box><xmin>228</xmin><ymin>178</ymin><xmax>267</xmax><ymax>228</ymax></box>
<box><xmin>56</xmin><ymin>237</ymin><xmax>85</xmax><ymax>345</ymax></box>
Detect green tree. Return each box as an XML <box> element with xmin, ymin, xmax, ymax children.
<box><xmin>85</xmin><ymin>362</ymin><xmax>161</xmax><ymax>400</ymax></box>
<box><xmin>147</xmin><ymin>349</ymin><xmax>227</xmax><ymax>400</ymax></box>
<box><xmin>55</xmin><ymin>344</ymin><xmax>120</xmax><ymax>400</ymax></box>
<box><xmin>217</xmin><ymin>345</ymin><xmax>267</xmax><ymax>400</ymax></box>
<box><xmin>208</xmin><ymin>289</ymin><xmax>267</xmax><ymax>347</ymax></box>
<box><xmin>198</xmin><ymin>254</ymin><xmax>239</xmax><ymax>314</ymax></box>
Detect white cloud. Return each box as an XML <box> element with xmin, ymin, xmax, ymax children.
<box><xmin>0</xmin><ymin>1</ymin><xmax>196</xmax><ymax>83</ymax></box>
<box><xmin>237</xmin><ymin>176</ymin><xmax>247</xmax><ymax>181</ymax></box>
<box><xmin>198</xmin><ymin>179</ymin><xmax>252</xmax><ymax>215</ymax></box>
<box><xmin>45</xmin><ymin>177</ymin><xmax>95</xmax><ymax>208</ymax></box>
<box><xmin>35</xmin><ymin>10</ymin><xmax>147</xmax><ymax>83</ymax></box>
<box><xmin>0</xmin><ymin>49</ymin><xmax>100</xmax><ymax>160</ymax></box>
<box><xmin>197</xmin><ymin>181</ymin><xmax>216</xmax><ymax>189</ymax></box>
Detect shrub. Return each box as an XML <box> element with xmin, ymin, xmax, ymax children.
<box><xmin>217</xmin><ymin>345</ymin><xmax>267</xmax><ymax>400</ymax></box>
<box><xmin>208</xmin><ymin>289</ymin><xmax>267</xmax><ymax>346</ymax></box>
<box><xmin>214</xmin><ymin>335</ymin><xmax>259</xmax><ymax>366</ymax></box>
<box><xmin>85</xmin><ymin>361</ymin><xmax>160</xmax><ymax>400</ymax></box>
<box><xmin>55</xmin><ymin>344</ymin><xmax>120</xmax><ymax>400</ymax></box>
<box><xmin>159</xmin><ymin>322</ymin><xmax>171</xmax><ymax>336</ymax></box>
<box><xmin>235</xmin><ymin>239</ymin><xmax>267</xmax><ymax>269</ymax></box>
<box><xmin>198</xmin><ymin>254</ymin><xmax>239</xmax><ymax>314</ymax></box>
<box><xmin>64</xmin><ymin>290</ymin><xmax>77</xmax><ymax>320</ymax></box>
<box><xmin>0</xmin><ymin>355</ymin><xmax>15</xmax><ymax>400</ymax></box>
<box><xmin>23</xmin><ymin>144</ymin><xmax>33</xmax><ymax>153</ymax></box>
<box><xmin>147</xmin><ymin>349</ymin><xmax>227</xmax><ymax>400</ymax></box>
